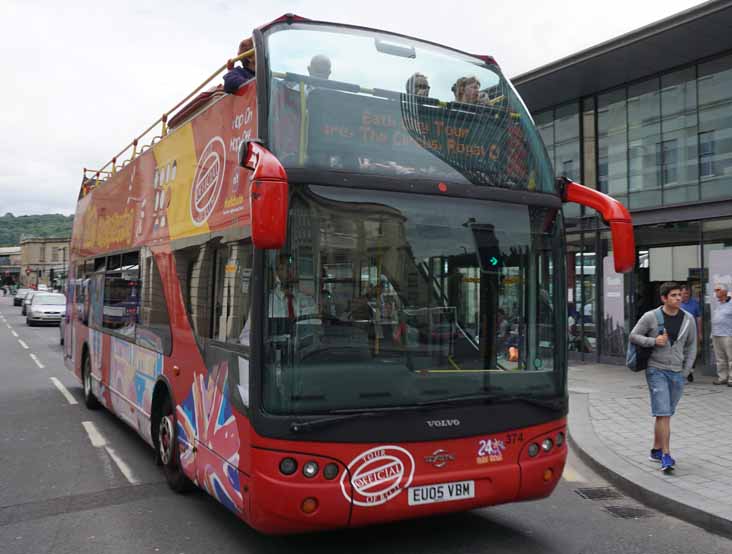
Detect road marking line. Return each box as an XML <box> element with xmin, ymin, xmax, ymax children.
<box><xmin>562</xmin><ymin>464</ymin><xmax>586</xmax><ymax>482</ymax></box>
<box><xmin>81</xmin><ymin>421</ymin><xmax>140</xmax><ymax>484</ymax></box>
<box><xmin>30</xmin><ymin>353</ymin><xmax>45</xmax><ymax>369</ymax></box>
<box><xmin>51</xmin><ymin>377</ymin><xmax>78</xmax><ymax>405</ymax></box>
<box><xmin>105</xmin><ymin>446</ymin><xmax>141</xmax><ymax>485</ymax></box>
<box><xmin>11</xmin><ymin>330</ymin><xmax>18</xmax><ymax>337</ymax></box>
<box><xmin>82</xmin><ymin>421</ymin><xmax>107</xmax><ymax>447</ymax></box>
<box><xmin>18</xmin><ymin>339</ymin><xmax>29</xmax><ymax>349</ymax></box>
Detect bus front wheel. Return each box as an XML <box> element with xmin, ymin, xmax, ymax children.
<box><xmin>82</xmin><ymin>354</ymin><xmax>100</xmax><ymax>410</ymax></box>
<box><xmin>158</xmin><ymin>396</ymin><xmax>193</xmax><ymax>493</ymax></box>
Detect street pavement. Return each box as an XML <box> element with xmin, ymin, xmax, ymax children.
<box><xmin>569</xmin><ymin>362</ymin><xmax>732</xmax><ymax>538</ymax></box>
<box><xmin>1</xmin><ymin>295</ymin><xmax>732</xmax><ymax>553</ymax></box>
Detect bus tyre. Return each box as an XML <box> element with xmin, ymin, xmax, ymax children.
<box><xmin>82</xmin><ymin>354</ymin><xmax>100</xmax><ymax>410</ymax></box>
<box><xmin>158</xmin><ymin>397</ymin><xmax>193</xmax><ymax>493</ymax></box>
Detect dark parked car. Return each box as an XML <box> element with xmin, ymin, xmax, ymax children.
<box><xmin>13</xmin><ymin>288</ymin><xmax>31</xmax><ymax>307</ymax></box>
<box><xmin>21</xmin><ymin>291</ymin><xmax>37</xmax><ymax>315</ymax></box>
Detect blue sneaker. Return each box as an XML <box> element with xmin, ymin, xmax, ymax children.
<box><xmin>649</xmin><ymin>448</ymin><xmax>662</xmax><ymax>463</ymax></box>
<box><xmin>660</xmin><ymin>453</ymin><xmax>676</xmax><ymax>472</ymax></box>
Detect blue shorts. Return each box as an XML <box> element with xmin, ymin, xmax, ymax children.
<box><xmin>645</xmin><ymin>367</ymin><xmax>685</xmax><ymax>417</ymax></box>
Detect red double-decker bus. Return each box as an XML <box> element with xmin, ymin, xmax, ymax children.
<box><xmin>64</xmin><ymin>14</ymin><xmax>635</xmax><ymax>534</ymax></box>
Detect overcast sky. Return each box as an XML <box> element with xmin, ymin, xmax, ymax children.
<box><xmin>0</xmin><ymin>0</ymin><xmax>706</xmax><ymax>216</ymax></box>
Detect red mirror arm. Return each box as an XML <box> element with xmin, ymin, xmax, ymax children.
<box><xmin>560</xmin><ymin>178</ymin><xmax>636</xmax><ymax>273</ymax></box>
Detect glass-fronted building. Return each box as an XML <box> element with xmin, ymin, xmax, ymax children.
<box><xmin>514</xmin><ymin>0</ymin><xmax>732</xmax><ymax>369</ymax></box>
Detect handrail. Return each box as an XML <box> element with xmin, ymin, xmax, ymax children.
<box><xmin>82</xmin><ymin>48</ymin><xmax>254</xmax><ymax>186</ymax></box>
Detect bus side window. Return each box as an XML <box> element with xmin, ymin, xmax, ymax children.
<box><xmin>102</xmin><ymin>251</ymin><xmax>139</xmax><ymax>338</ymax></box>
<box><xmin>137</xmin><ymin>249</ymin><xmax>172</xmax><ymax>355</ymax></box>
<box><xmin>174</xmin><ymin>241</ymin><xmax>218</xmax><ymax>340</ymax></box>
<box><xmin>213</xmin><ymin>239</ymin><xmax>253</xmax><ymax>345</ymax></box>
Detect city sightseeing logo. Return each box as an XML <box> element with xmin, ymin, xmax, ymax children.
<box><xmin>190</xmin><ymin>136</ymin><xmax>226</xmax><ymax>226</ymax></box>
<box><xmin>341</xmin><ymin>446</ymin><xmax>415</xmax><ymax>507</ymax></box>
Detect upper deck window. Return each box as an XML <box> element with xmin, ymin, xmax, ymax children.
<box><xmin>265</xmin><ymin>23</ymin><xmax>555</xmax><ymax>193</ymax></box>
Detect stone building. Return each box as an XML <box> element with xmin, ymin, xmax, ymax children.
<box><xmin>19</xmin><ymin>237</ymin><xmax>70</xmax><ymax>288</ymax></box>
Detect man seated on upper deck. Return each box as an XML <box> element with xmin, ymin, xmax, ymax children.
<box><xmin>308</xmin><ymin>54</ymin><xmax>332</xmax><ymax>81</ymax></box>
<box><xmin>223</xmin><ymin>38</ymin><xmax>256</xmax><ymax>94</ymax></box>
<box><xmin>284</xmin><ymin>54</ymin><xmax>333</xmax><ymax>96</ymax></box>
<box><xmin>451</xmin><ymin>76</ymin><xmax>480</xmax><ymax>104</ymax></box>
<box><xmin>405</xmin><ymin>72</ymin><xmax>430</xmax><ymax>97</ymax></box>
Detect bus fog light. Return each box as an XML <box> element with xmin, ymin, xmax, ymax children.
<box><xmin>528</xmin><ymin>443</ymin><xmax>540</xmax><ymax>457</ymax></box>
<box><xmin>541</xmin><ymin>438</ymin><xmax>553</xmax><ymax>452</ymax></box>
<box><xmin>543</xmin><ymin>468</ymin><xmax>554</xmax><ymax>481</ymax></box>
<box><xmin>323</xmin><ymin>463</ymin><xmax>339</xmax><ymax>480</ymax></box>
<box><xmin>301</xmin><ymin>497</ymin><xmax>319</xmax><ymax>514</ymax></box>
<box><xmin>303</xmin><ymin>461</ymin><xmax>319</xmax><ymax>478</ymax></box>
<box><xmin>279</xmin><ymin>457</ymin><xmax>297</xmax><ymax>475</ymax></box>
<box><xmin>556</xmin><ymin>432</ymin><xmax>565</xmax><ymax>447</ymax></box>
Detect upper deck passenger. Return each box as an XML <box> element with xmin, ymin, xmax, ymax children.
<box><xmin>451</xmin><ymin>76</ymin><xmax>480</xmax><ymax>104</ymax></box>
<box><xmin>223</xmin><ymin>38</ymin><xmax>256</xmax><ymax>94</ymax></box>
<box><xmin>308</xmin><ymin>54</ymin><xmax>332</xmax><ymax>80</ymax></box>
<box><xmin>405</xmin><ymin>72</ymin><xmax>430</xmax><ymax>97</ymax></box>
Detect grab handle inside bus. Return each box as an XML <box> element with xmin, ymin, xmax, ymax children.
<box><xmin>559</xmin><ymin>177</ymin><xmax>635</xmax><ymax>274</ymax></box>
<box><xmin>239</xmin><ymin>139</ymin><xmax>289</xmax><ymax>250</ymax></box>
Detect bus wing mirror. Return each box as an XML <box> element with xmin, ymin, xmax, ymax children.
<box><xmin>559</xmin><ymin>177</ymin><xmax>636</xmax><ymax>273</ymax></box>
<box><xmin>239</xmin><ymin>140</ymin><xmax>289</xmax><ymax>250</ymax></box>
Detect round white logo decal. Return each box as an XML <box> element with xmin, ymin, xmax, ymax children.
<box><xmin>340</xmin><ymin>446</ymin><xmax>415</xmax><ymax>507</ymax></box>
<box><xmin>190</xmin><ymin>136</ymin><xmax>226</xmax><ymax>226</ymax></box>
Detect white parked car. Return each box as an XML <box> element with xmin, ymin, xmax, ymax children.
<box><xmin>26</xmin><ymin>293</ymin><xmax>66</xmax><ymax>326</ymax></box>
<box><xmin>37</xmin><ymin>284</ymin><xmax>49</xmax><ymax>292</ymax></box>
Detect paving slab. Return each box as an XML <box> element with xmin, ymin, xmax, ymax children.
<box><xmin>568</xmin><ymin>362</ymin><xmax>732</xmax><ymax>538</ymax></box>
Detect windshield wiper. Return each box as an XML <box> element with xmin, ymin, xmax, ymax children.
<box><xmin>290</xmin><ymin>395</ymin><xmax>565</xmax><ymax>433</ymax></box>
<box><xmin>290</xmin><ymin>405</ymin><xmax>427</xmax><ymax>433</ymax></box>
<box><xmin>290</xmin><ymin>413</ymin><xmax>376</xmax><ymax>433</ymax></box>
<box><xmin>417</xmin><ymin>393</ymin><xmax>565</xmax><ymax>410</ymax></box>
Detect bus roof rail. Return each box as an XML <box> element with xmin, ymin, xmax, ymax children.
<box><xmin>80</xmin><ymin>46</ymin><xmax>255</xmax><ymax>196</ymax></box>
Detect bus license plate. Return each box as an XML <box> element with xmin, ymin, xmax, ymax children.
<box><xmin>407</xmin><ymin>480</ymin><xmax>475</xmax><ymax>506</ymax></box>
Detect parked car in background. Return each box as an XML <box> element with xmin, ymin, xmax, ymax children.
<box><xmin>26</xmin><ymin>293</ymin><xmax>66</xmax><ymax>326</ymax></box>
<box><xmin>21</xmin><ymin>291</ymin><xmax>37</xmax><ymax>316</ymax></box>
<box><xmin>37</xmin><ymin>284</ymin><xmax>49</xmax><ymax>292</ymax></box>
<box><xmin>13</xmin><ymin>288</ymin><xmax>31</xmax><ymax>307</ymax></box>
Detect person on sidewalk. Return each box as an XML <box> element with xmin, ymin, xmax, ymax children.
<box><xmin>629</xmin><ymin>282</ymin><xmax>697</xmax><ymax>473</ymax></box>
<box><xmin>711</xmin><ymin>282</ymin><xmax>732</xmax><ymax>386</ymax></box>
<box><xmin>680</xmin><ymin>283</ymin><xmax>701</xmax><ymax>383</ymax></box>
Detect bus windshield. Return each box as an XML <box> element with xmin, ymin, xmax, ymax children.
<box><xmin>266</xmin><ymin>23</ymin><xmax>555</xmax><ymax>192</ymax></box>
<box><xmin>262</xmin><ymin>185</ymin><xmax>564</xmax><ymax>415</ymax></box>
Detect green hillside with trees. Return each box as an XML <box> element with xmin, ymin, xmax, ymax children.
<box><xmin>0</xmin><ymin>213</ymin><xmax>74</xmax><ymax>246</ymax></box>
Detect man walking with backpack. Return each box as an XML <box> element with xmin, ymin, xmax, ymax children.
<box><xmin>629</xmin><ymin>282</ymin><xmax>697</xmax><ymax>472</ymax></box>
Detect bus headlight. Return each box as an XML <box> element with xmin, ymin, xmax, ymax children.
<box><xmin>279</xmin><ymin>457</ymin><xmax>297</xmax><ymax>475</ymax></box>
<box><xmin>323</xmin><ymin>463</ymin><xmax>339</xmax><ymax>480</ymax></box>
<box><xmin>541</xmin><ymin>438</ymin><xmax>553</xmax><ymax>452</ymax></box>
<box><xmin>528</xmin><ymin>443</ymin><xmax>540</xmax><ymax>457</ymax></box>
<box><xmin>556</xmin><ymin>432</ymin><xmax>565</xmax><ymax>447</ymax></box>
<box><xmin>303</xmin><ymin>461</ymin><xmax>319</xmax><ymax>478</ymax></box>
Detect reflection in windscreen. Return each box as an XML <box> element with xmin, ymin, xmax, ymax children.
<box><xmin>266</xmin><ymin>23</ymin><xmax>554</xmax><ymax>192</ymax></box>
<box><xmin>262</xmin><ymin>186</ymin><xmax>562</xmax><ymax>414</ymax></box>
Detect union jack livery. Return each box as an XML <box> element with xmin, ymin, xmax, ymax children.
<box><xmin>177</xmin><ymin>362</ymin><xmax>243</xmax><ymax>513</ymax></box>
